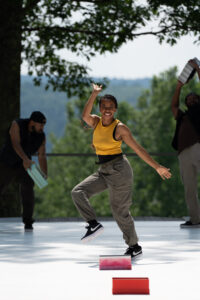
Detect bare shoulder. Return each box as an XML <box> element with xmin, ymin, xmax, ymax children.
<box><xmin>92</xmin><ymin>114</ymin><xmax>100</xmax><ymax>121</ymax></box>
<box><xmin>115</xmin><ymin>122</ymin><xmax>131</xmax><ymax>140</ymax></box>
<box><xmin>9</xmin><ymin>120</ymin><xmax>19</xmax><ymax>132</ymax></box>
<box><xmin>92</xmin><ymin>115</ymin><xmax>101</xmax><ymax>128</ymax></box>
<box><xmin>11</xmin><ymin>120</ymin><xmax>18</xmax><ymax>127</ymax></box>
<box><xmin>116</xmin><ymin>122</ymin><xmax>130</xmax><ymax>133</ymax></box>
<box><xmin>9</xmin><ymin>120</ymin><xmax>20</xmax><ymax>142</ymax></box>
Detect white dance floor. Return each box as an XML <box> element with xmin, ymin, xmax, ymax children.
<box><xmin>0</xmin><ymin>219</ymin><xmax>199</xmax><ymax>300</ymax></box>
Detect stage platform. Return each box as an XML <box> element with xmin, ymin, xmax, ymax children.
<box><xmin>0</xmin><ymin>219</ymin><xmax>199</xmax><ymax>300</ymax></box>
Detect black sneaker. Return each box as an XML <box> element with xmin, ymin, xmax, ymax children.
<box><xmin>24</xmin><ymin>223</ymin><xmax>34</xmax><ymax>232</ymax></box>
<box><xmin>81</xmin><ymin>223</ymin><xmax>104</xmax><ymax>242</ymax></box>
<box><xmin>180</xmin><ymin>221</ymin><xmax>200</xmax><ymax>228</ymax></box>
<box><xmin>124</xmin><ymin>244</ymin><xmax>142</xmax><ymax>257</ymax></box>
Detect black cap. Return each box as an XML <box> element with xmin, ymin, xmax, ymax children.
<box><xmin>30</xmin><ymin>111</ymin><xmax>46</xmax><ymax>124</ymax></box>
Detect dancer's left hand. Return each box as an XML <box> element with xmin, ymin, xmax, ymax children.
<box><xmin>156</xmin><ymin>166</ymin><xmax>172</xmax><ymax>180</ymax></box>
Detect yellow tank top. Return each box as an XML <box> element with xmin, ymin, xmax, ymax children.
<box><xmin>93</xmin><ymin>118</ymin><xmax>122</xmax><ymax>155</ymax></box>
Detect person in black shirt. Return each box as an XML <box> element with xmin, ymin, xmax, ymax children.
<box><xmin>171</xmin><ymin>59</ymin><xmax>200</xmax><ymax>228</ymax></box>
<box><xmin>0</xmin><ymin>111</ymin><xmax>47</xmax><ymax>231</ymax></box>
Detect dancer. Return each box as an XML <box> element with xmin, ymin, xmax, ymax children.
<box><xmin>72</xmin><ymin>84</ymin><xmax>171</xmax><ymax>257</ymax></box>
<box><xmin>0</xmin><ymin>111</ymin><xmax>47</xmax><ymax>231</ymax></box>
<box><xmin>171</xmin><ymin>59</ymin><xmax>200</xmax><ymax>228</ymax></box>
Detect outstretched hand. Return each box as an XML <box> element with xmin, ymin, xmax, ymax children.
<box><xmin>156</xmin><ymin>165</ymin><xmax>172</xmax><ymax>180</ymax></box>
<box><xmin>92</xmin><ymin>83</ymin><xmax>102</xmax><ymax>93</ymax></box>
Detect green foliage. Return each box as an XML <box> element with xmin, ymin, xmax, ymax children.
<box><xmin>20</xmin><ymin>76</ymin><xmax>150</xmax><ymax>151</ymax></box>
<box><xmin>119</xmin><ymin>69</ymin><xmax>184</xmax><ymax>217</ymax></box>
<box><xmin>35</xmin><ymin>67</ymin><xmax>200</xmax><ymax>218</ymax></box>
<box><xmin>20</xmin><ymin>0</ymin><xmax>200</xmax><ymax>96</ymax></box>
<box><xmin>130</xmin><ymin>67</ymin><xmax>200</xmax><ymax>217</ymax></box>
<box><xmin>2</xmin><ymin>0</ymin><xmax>200</xmax><ymax>217</ymax></box>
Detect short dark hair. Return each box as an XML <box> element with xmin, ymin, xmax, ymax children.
<box><xmin>30</xmin><ymin>111</ymin><xmax>46</xmax><ymax>124</ymax></box>
<box><xmin>185</xmin><ymin>92</ymin><xmax>200</xmax><ymax>105</ymax></box>
<box><xmin>99</xmin><ymin>94</ymin><xmax>118</xmax><ymax>108</ymax></box>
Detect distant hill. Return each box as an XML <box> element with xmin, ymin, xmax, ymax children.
<box><xmin>20</xmin><ymin>76</ymin><xmax>151</xmax><ymax>151</ymax></box>
<box><xmin>103</xmin><ymin>78</ymin><xmax>150</xmax><ymax>104</ymax></box>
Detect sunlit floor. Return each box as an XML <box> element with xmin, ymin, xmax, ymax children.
<box><xmin>0</xmin><ymin>219</ymin><xmax>199</xmax><ymax>300</ymax></box>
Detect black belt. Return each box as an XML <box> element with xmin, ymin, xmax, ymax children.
<box><xmin>96</xmin><ymin>153</ymin><xmax>123</xmax><ymax>165</ymax></box>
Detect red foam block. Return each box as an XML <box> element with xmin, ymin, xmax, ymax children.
<box><xmin>112</xmin><ymin>277</ymin><xmax>150</xmax><ymax>295</ymax></box>
<box><xmin>99</xmin><ymin>255</ymin><xmax>132</xmax><ymax>270</ymax></box>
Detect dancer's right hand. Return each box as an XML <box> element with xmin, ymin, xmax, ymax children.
<box><xmin>92</xmin><ymin>83</ymin><xmax>102</xmax><ymax>93</ymax></box>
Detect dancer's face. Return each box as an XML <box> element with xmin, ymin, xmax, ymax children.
<box><xmin>186</xmin><ymin>94</ymin><xmax>199</xmax><ymax>108</ymax></box>
<box><xmin>31</xmin><ymin>122</ymin><xmax>45</xmax><ymax>133</ymax></box>
<box><xmin>99</xmin><ymin>99</ymin><xmax>117</xmax><ymax>120</ymax></box>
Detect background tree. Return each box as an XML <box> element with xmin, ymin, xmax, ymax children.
<box><xmin>1</xmin><ymin>0</ymin><xmax>200</xmax><ymax>216</ymax></box>
<box><xmin>1</xmin><ymin>0</ymin><xmax>200</xmax><ymax>145</ymax></box>
<box><xmin>35</xmin><ymin>67</ymin><xmax>200</xmax><ymax>218</ymax></box>
<box><xmin>131</xmin><ymin>67</ymin><xmax>200</xmax><ymax>217</ymax></box>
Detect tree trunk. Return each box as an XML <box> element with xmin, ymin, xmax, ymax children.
<box><xmin>0</xmin><ymin>0</ymin><xmax>22</xmax><ymax>217</ymax></box>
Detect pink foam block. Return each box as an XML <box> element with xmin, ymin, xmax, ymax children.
<box><xmin>99</xmin><ymin>255</ymin><xmax>132</xmax><ymax>270</ymax></box>
<box><xmin>112</xmin><ymin>277</ymin><xmax>150</xmax><ymax>295</ymax></box>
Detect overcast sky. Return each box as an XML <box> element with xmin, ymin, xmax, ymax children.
<box><xmin>21</xmin><ymin>34</ymin><xmax>200</xmax><ymax>80</ymax></box>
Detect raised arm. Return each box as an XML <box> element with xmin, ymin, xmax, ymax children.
<box><xmin>116</xmin><ymin>124</ymin><xmax>171</xmax><ymax>180</ymax></box>
<box><xmin>171</xmin><ymin>80</ymin><xmax>184</xmax><ymax>119</ymax></box>
<box><xmin>82</xmin><ymin>83</ymin><xmax>102</xmax><ymax>128</ymax></box>
<box><xmin>9</xmin><ymin>121</ymin><xmax>33</xmax><ymax>170</ymax></box>
<box><xmin>188</xmin><ymin>59</ymin><xmax>200</xmax><ymax>81</ymax></box>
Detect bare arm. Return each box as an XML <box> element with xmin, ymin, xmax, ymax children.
<box><xmin>196</xmin><ymin>67</ymin><xmax>200</xmax><ymax>81</ymax></box>
<box><xmin>9</xmin><ymin>121</ymin><xmax>33</xmax><ymax>170</ymax></box>
<box><xmin>38</xmin><ymin>139</ymin><xmax>47</xmax><ymax>177</ymax></box>
<box><xmin>117</xmin><ymin>124</ymin><xmax>171</xmax><ymax>180</ymax></box>
<box><xmin>171</xmin><ymin>59</ymin><xmax>200</xmax><ymax>119</ymax></box>
<box><xmin>171</xmin><ymin>81</ymin><xmax>184</xmax><ymax>119</ymax></box>
<box><xmin>82</xmin><ymin>83</ymin><xmax>102</xmax><ymax>128</ymax></box>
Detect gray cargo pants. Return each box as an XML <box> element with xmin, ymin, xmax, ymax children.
<box><xmin>71</xmin><ymin>155</ymin><xmax>138</xmax><ymax>246</ymax></box>
<box><xmin>178</xmin><ymin>143</ymin><xmax>200</xmax><ymax>224</ymax></box>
